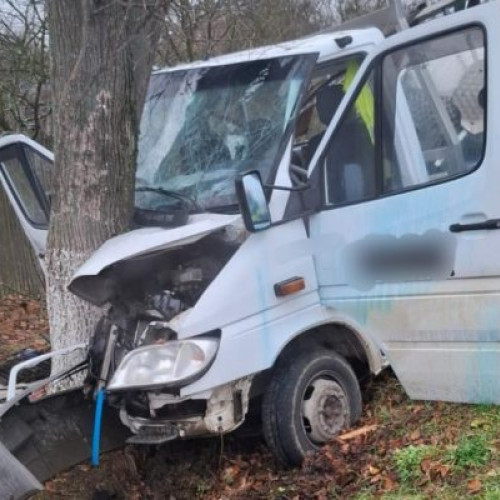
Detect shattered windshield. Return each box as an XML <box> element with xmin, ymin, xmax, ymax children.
<box><xmin>136</xmin><ymin>54</ymin><xmax>316</xmax><ymax>212</ymax></box>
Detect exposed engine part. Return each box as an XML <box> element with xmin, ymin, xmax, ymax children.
<box><xmin>97</xmin><ymin>325</ymin><xmax>119</xmax><ymax>390</ymax></box>
<box><xmin>92</xmin><ymin>231</ymin><xmax>239</xmax><ymax>311</ymax></box>
<box><xmin>86</xmin><ymin>231</ymin><xmax>240</xmax><ymax>405</ymax></box>
<box><xmin>172</xmin><ymin>265</ymin><xmax>203</xmax><ymax>285</ymax></box>
<box><xmin>145</xmin><ymin>291</ymin><xmax>183</xmax><ymax>320</ymax></box>
<box><xmin>88</xmin><ymin>317</ymin><xmax>111</xmax><ymax>383</ymax></box>
<box><xmin>136</xmin><ymin>320</ymin><xmax>177</xmax><ymax>347</ymax></box>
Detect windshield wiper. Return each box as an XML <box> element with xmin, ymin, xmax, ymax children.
<box><xmin>135</xmin><ymin>186</ymin><xmax>203</xmax><ymax>212</ymax></box>
<box><xmin>206</xmin><ymin>203</ymin><xmax>240</xmax><ymax>214</ymax></box>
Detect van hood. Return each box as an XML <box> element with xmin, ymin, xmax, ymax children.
<box><xmin>68</xmin><ymin>213</ymin><xmax>240</xmax><ymax>303</ymax></box>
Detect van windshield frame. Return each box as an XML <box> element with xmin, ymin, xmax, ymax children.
<box><xmin>136</xmin><ymin>54</ymin><xmax>317</xmax><ymax>214</ymax></box>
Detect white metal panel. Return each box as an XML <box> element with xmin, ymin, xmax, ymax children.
<box><xmin>179</xmin><ymin>218</ymin><xmax>384</xmax><ymax>395</ymax></box>
<box><xmin>310</xmin><ymin>1</ymin><xmax>500</xmax><ymax>403</ymax></box>
<box><xmin>0</xmin><ymin>135</ymin><xmax>50</xmax><ymax>264</ymax></box>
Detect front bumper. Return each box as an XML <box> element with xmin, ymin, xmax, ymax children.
<box><xmin>119</xmin><ymin>376</ymin><xmax>253</xmax><ymax>444</ymax></box>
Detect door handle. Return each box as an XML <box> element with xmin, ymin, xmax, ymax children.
<box><xmin>449</xmin><ymin>219</ymin><xmax>500</xmax><ymax>233</ymax></box>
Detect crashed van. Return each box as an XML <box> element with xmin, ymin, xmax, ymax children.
<box><xmin>0</xmin><ymin>0</ymin><xmax>497</xmax><ymax>493</ymax></box>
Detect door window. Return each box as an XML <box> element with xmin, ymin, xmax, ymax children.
<box><xmin>321</xmin><ymin>27</ymin><xmax>486</xmax><ymax>206</ymax></box>
<box><xmin>322</xmin><ymin>73</ymin><xmax>376</xmax><ymax>205</ymax></box>
<box><xmin>293</xmin><ymin>55</ymin><xmax>365</xmax><ymax>169</ymax></box>
<box><xmin>382</xmin><ymin>27</ymin><xmax>485</xmax><ymax>193</ymax></box>
<box><xmin>25</xmin><ymin>148</ymin><xmax>54</xmax><ymax>201</ymax></box>
<box><xmin>1</xmin><ymin>156</ymin><xmax>47</xmax><ymax>226</ymax></box>
<box><xmin>0</xmin><ymin>145</ymin><xmax>50</xmax><ymax>227</ymax></box>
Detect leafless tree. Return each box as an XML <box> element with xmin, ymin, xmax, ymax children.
<box><xmin>0</xmin><ymin>1</ymin><xmax>47</xmax><ymax>298</ymax></box>
<box><xmin>157</xmin><ymin>0</ymin><xmax>338</xmax><ymax>65</ymax></box>
<box><xmin>0</xmin><ymin>0</ymin><xmax>50</xmax><ymax>145</ymax></box>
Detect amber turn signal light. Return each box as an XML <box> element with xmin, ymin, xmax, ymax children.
<box><xmin>274</xmin><ymin>277</ymin><xmax>305</xmax><ymax>297</ymax></box>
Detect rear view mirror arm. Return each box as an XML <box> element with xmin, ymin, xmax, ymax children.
<box><xmin>263</xmin><ymin>183</ymin><xmax>309</xmax><ymax>192</ymax></box>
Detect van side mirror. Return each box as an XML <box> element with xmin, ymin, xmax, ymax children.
<box><xmin>235</xmin><ymin>171</ymin><xmax>271</xmax><ymax>232</ymax></box>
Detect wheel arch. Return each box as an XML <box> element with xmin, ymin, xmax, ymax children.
<box><xmin>272</xmin><ymin>320</ymin><xmax>384</xmax><ymax>383</ymax></box>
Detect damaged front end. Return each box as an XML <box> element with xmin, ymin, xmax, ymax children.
<box><xmin>69</xmin><ymin>214</ymin><xmax>252</xmax><ymax>445</ymax></box>
<box><xmin>0</xmin><ymin>214</ymin><xmax>251</xmax><ymax>500</ymax></box>
<box><xmin>66</xmin><ymin>52</ymin><xmax>316</xmax><ymax>445</ymax></box>
<box><xmin>0</xmin><ymin>52</ymin><xmax>316</xmax><ymax>497</ymax></box>
<box><xmin>119</xmin><ymin>376</ymin><xmax>252</xmax><ymax>445</ymax></box>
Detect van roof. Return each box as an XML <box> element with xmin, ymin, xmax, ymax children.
<box><xmin>153</xmin><ymin>28</ymin><xmax>384</xmax><ymax>74</ymax></box>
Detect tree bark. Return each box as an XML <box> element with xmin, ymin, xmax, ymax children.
<box><xmin>46</xmin><ymin>0</ymin><xmax>163</xmax><ymax>383</ymax></box>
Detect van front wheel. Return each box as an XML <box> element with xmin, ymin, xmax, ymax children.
<box><xmin>262</xmin><ymin>349</ymin><xmax>362</xmax><ymax>466</ymax></box>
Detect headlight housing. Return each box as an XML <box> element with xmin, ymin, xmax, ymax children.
<box><xmin>107</xmin><ymin>338</ymin><xmax>219</xmax><ymax>391</ymax></box>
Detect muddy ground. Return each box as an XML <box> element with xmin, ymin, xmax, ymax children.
<box><xmin>2</xmin><ymin>294</ymin><xmax>500</xmax><ymax>499</ymax></box>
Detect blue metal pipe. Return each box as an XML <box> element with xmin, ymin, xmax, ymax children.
<box><xmin>91</xmin><ymin>389</ymin><xmax>106</xmax><ymax>467</ymax></box>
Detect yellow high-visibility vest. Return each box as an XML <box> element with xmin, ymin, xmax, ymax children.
<box><xmin>343</xmin><ymin>61</ymin><xmax>375</xmax><ymax>143</ymax></box>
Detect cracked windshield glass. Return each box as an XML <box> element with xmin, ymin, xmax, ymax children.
<box><xmin>136</xmin><ymin>55</ymin><xmax>315</xmax><ymax>213</ymax></box>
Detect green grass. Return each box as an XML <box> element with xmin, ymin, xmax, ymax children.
<box><xmin>451</xmin><ymin>434</ymin><xmax>491</xmax><ymax>469</ymax></box>
<box><xmin>393</xmin><ymin>445</ymin><xmax>437</xmax><ymax>483</ymax></box>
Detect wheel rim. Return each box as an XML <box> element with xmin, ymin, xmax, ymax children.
<box><xmin>301</xmin><ymin>373</ymin><xmax>349</xmax><ymax>445</ymax></box>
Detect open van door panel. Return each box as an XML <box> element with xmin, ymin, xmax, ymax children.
<box><xmin>0</xmin><ymin>135</ymin><xmax>52</xmax><ymax>267</ymax></box>
<box><xmin>309</xmin><ymin>1</ymin><xmax>500</xmax><ymax>403</ymax></box>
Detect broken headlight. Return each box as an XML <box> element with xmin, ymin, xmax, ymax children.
<box><xmin>107</xmin><ymin>338</ymin><xmax>219</xmax><ymax>391</ymax></box>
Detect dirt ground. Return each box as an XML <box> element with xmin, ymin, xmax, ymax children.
<box><xmin>0</xmin><ymin>294</ymin><xmax>49</xmax><ymax>363</ymax></box>
<box><xmin>2</xmin><ymin>295</ymin><xmax>500</xmax><ymax>500</ymax></box>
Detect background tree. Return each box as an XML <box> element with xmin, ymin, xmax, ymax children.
<box><xmin>158</xmin><ymin>0</ymin><xmax>338</xmax><ymax>65</ymax></box>
<box><xmin>0</xmin><ymin>0</ymin><xmax>50</xmax><ymax>145</ymax></box>
<box><xmin>46</xmin><ymin>0</ymin><xmax>164</xmax><ymax>376</ymax></box>
<box><xmin>0</xmin><ymin>0</ymin><xmax>47</xmax><ymax>298</ymax></box>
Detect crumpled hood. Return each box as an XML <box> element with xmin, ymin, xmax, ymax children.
<box><xmin>68</xmin><ymin>213</ymin><xmax>240</xmax><ymax>303</ymax></box>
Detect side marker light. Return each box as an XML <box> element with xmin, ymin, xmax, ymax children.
<box><xmin>274</xmin><ymin>277</ymin><xmax>305</xmax><ymax>297</ymax></box>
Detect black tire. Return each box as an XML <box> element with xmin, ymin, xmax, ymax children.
<box><xmin>262</xmin><ymin>348</ymin><xmax>362</xmax><ymax>466</ymax></box>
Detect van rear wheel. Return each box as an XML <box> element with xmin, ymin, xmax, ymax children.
<box><xmin>262</xmin><ymin>349</ymin><xmax>362</xmax><ymax>466</ymax></box>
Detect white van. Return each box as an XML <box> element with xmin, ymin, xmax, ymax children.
<box><xmin>0</xmin><ymin>0</ymin><xmax>496</xmax><ymax>487</ymax></box>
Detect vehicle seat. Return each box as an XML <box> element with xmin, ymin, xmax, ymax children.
<box><xmin>305</xmin><ymin>84</ymin><xmax>345</xmax><ymax>164</ymax></box>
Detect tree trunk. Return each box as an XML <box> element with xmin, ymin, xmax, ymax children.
<box><xmin>46</xmin><ymin>0</ymin><xmax>162</xmax><ymax>384</ymax></box>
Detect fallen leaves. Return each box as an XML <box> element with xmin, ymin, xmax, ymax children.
<box><xmin>0</xmin><ymin>294</ymin><xmax>49</xmax><ymax>365</ymax></box>
<box><xmin>420</xmin><ymin>457</ymin><xmax>451</xmax><ymax>481</ymax></box>
<box><xmin>409</xmin><ymin>429</ymin><xmax>421</xmax><ymax>442</ymax></box>
<box><xmin>467</xmin><ymin>478</ymin><xmax>482</xmax><ymax>494</ymax></box>
<box><xmin>0</xmin><ymin>296</ymin><xmax>496</xmax><ymax>500</ymax></box>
